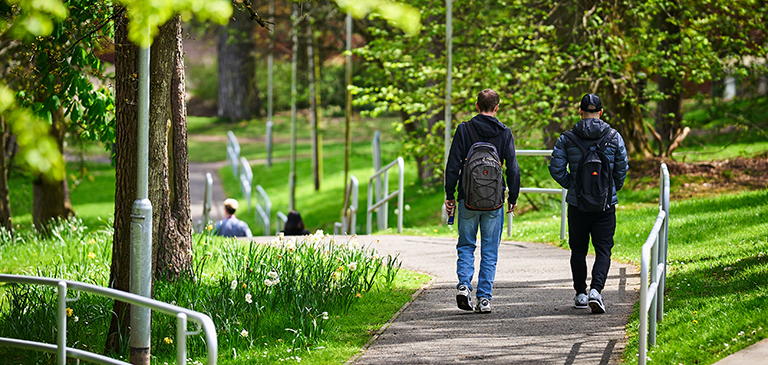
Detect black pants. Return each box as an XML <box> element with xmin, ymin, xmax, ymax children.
<box><xmin>568</xmin><ymin>204</ymin><xmax>616</xmax><ymax>294</ymax></box>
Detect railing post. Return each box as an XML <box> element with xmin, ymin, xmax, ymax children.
<box><xmin>203</xmin><ymin>173</ymin><xmax>213</xmax><ymax>227</ymax></box>
<box><xmin>176</xmin><ymin>313</ymin><xmax>187</xmax><ymax>365</ymax></box>
<box><xmin>560</xmin><ymin>189</ymin><xmax>567</xmax><ymax>240</ymax></box>
<box><xmin>639</xmin><ymin>246</ymin><xmax>648</xmax><ymax>365</ymax></box>
<box><xmin>367</xmin><ymin>176</ymin><xmax>373</xmax><ymax>234</ymax></box>
<box><xmin>57</xmin><ymin>281</ymin><xmax>67</xmax><ymax>365</ymax></box>
<box><xmin>650</xmin><ymin>232</ymin><xmax>660</xmax><ymax>346</ymax></box>
<box><xmin>276</xmin><ymin>211</ymin><xmax>287</xmax><ymax>234</ymax></box>
<box><xmin>658</xmin><ymin>164</ymin><xmax>670</xmax><ymax>320</ymax></box>
<box><xmin>373</xmin><ymin>132</ymin><xmax>383</xmax><ymax>230</ymax></box>
<box><xmin>397</xmin><ymin>157</ymin><xmax>404</xmax><ymax>233</ymax></box>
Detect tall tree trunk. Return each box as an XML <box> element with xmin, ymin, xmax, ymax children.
<box><xmin>217</xmin><ymin>7</ymin><xmax>261</xmax><ymax>121</ymax></box>
<box><xmin>106</xmin><ymin>6</ymin><xmax>138</xmax><ymax>354</ymax></box>
<box><xmin>656</xmin><ymin>1</ymin><xmax>683</xmax><ymax>157</ymax></box>
<box><xmin>152</xmin><ymin>16</ymin><xmax>192</xmax><ymax>281</ymax></box>
<box><xmin>32</xmin><ymin>108</ymin><xmax>72</xmax><ymax>232</ymax></box>
<box><xmin>0</xmin><ymin>118</ymin><xmax>10</xmax><ymax>234</ymax></box>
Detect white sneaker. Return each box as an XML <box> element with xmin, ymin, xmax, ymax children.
<box><xmin>474</xmin><ymin>297</ymin><xmax>491</xmax><ymax>313</ymax></box>
<box><xmin>456</xmin><ymin>285</ymin><xmax>473</xmax><ymax>311</ymax></box>
<box><xmin>574</xmin><ymin>293</ymin><xmax>588</xmax><ymax>309</ymax></box>
<box><xmin>588</xmin><ymin>289</ymin><xmax>605</xmax><ymax>314</ymax></box>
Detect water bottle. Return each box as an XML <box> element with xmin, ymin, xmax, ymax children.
<box><xmin>447</xmin><ymin>204</ymin><xmax>455</xmax><ymax>225</ymax></box>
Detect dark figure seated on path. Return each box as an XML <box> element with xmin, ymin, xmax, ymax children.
<box><xmin>282</xmin><ymin>210</ymin><xmax>310</xmax><ymax>236</ymax></box>
<box><xmin>213</xmin><ymin>198</ymin><xmax>253</xmax><ymax>238</ymax></box>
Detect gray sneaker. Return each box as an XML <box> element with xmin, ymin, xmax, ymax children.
<box><xmin>456</xmin><ymin>285</ymin><xmax>473</xmax><ymax>311</ymax></box>
<box><xmin>574</xmin><ymin>293</ymin><xmax>588</xmax><ymax>309</ymax></box>
<box><xmin>588</xmin><ymin>289</ymin><xmax>606</xmax><ymax>314</ymax></box>
<box><xmin>475</xmin><ymin>297</ymin><xmax>491</xmax><ymax>313</ymax></box>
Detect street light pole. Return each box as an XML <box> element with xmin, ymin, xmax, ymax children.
<box><xmin>129</xmin><ymin>27</ymin><xmax>153</xmax><ymax>365</ymax></box>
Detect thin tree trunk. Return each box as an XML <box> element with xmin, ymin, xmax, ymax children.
<box><xmin>0</xmin><ymin>118</ymin><xmax>11</xmax><ymax>234</ymax></box>
<box><xmin>150</xmin><ymin>16</ymin><xmax>192</xmax><ymax>281</ymax></box>
<box><xmin>32</xmin><ymin>108</ymin><xmax>72</xmax><ymax>233</ymax></box>
<box><xmin>158</xmin><ymin>15</ymin><xmax>193</xmax><ymax>280</ymax></box>
<box><xmin>217</xmin><ymin>7</ymin><xmax>261</xmax><ymax>121</ymax></box>
<box><xmin>307</xmin><ymin>20</ymin><xmax>319</xmax><ymax>191</ymax></box>
<box><xmin>106</xmin><ymin>6</ymin><xmax>138</xmax><ymax>353</ymax></box>
<box><xmin>656</xmin><ymin>2</ymin><xmax>683</xmax><ymax>157</ymax></box>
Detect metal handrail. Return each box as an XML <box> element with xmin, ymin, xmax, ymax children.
<box><xmin>254</xmin><ymin>185</ymin><xmax>271</xmax><ymax>236</ymax></box>
<box><xmin>338</xmin><ymin>175</ymin><xmax>359</xmax><ymax>235</ymax></box>
<box><xmin>202</xmin><ymin>172</ymin><xmax>213</xmax><ymax>228</ymax></box>
<box><xmin>638</xmin><ymin>163</ymin><xmax>670</xmax><ymax>365</ymax></box>
<box><xmin>0</xmin><ymin>274</ymin><xmax>217</xmax><ymax>365</ymax></box>
<box><xmin>227</xmin><ymin>131</ymin><xmax>240</xmax><ymax>177</ymax></box>
<box><xmin>275</xmin><ymin>211</ymin><xmax>287</xmax><ymax>235</ymax></box>
<box><xmin>239</xmin><ymin>157</ymin><xmax>253</xmax><ymax>212</ymax></box>
<box><xmin>506</xmin><ymin>150</ymin><xmax>567</xmax><ymax>239</ymax></box>
<box><xmin>367</xmin><ymin>157</ymin><xmax>404</xmax><ymax>234</ymax></box>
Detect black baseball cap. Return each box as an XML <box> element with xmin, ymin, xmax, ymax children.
<box><xmin>580</xmin><ymin>93</ymin><xmax>602</xmax><ymax>112</ymax></box>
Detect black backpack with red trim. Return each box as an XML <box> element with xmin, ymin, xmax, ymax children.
<box><xmin>461</xmin><ymin>121</ymin><xmax>504</xmax><ymax>211</ymax></box>
<box><xmin>564</xmin><ymin>129</ymin><xmax>616</xmax><ymax>212</ymax></box>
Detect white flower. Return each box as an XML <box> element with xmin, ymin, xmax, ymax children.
<box><xmin>245</xmin><ymin>294</ymin><xmax>252</xmax><ymax>304</ymax></box>
<box><xmin>348</xmin><ymin>236</ymin><xmax>358</xmax><ymax>246</ymax></box>
<box><xmin>265</xmin><ymin>279</ymin><xmax>277</xmax><ymax>287</ymax></box>
<box><xmin>322</xmin><ymin>312</ymin><xmax>329</xmax><ymax>320</ymax></box>
<box><xmin>74</xmin><ymin>316</ymin><xmax>79</xmax><ymax>322</ymax></box>
<box><xmin>240</xmin><ymin>329</ymin><xmax>249</xmax><ymax>337</ymax></box>
<box><xmin>268</xmin><ymin>271</ymin><xmax>279</xmax><ymax>280</ymax></box>
<box><xmin>231</xmin><ymin>280</ymin><xmax>238</xmax><ymax>290</ymax></box>
<box><xmin>186</xmin><ymin>249</ymin><xmax>193</xmax><ymax>256</ymax></box>
<box><xmin>347</xmin><ymin>262</ymin><xmax>358</xmax><ymax>271</ymax></box>
<box><xmin>285</xmin><ymin>241</ymin><xmax>296</xmax><ymax>252</ymax></box>
<box><xmin>405</xmin><ymin>204</ymin><xmax>411</xmax><ymax>211</ymax></box>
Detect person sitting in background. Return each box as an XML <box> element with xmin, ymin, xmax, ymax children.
<box><xmin>213</xmin><ymin>198</ymin><xmax>252</xmax><ymax>238</ymax></box>
<box><xmin>282</xmin><ymin>210</ymin><xmax>310</xmax><ymax>236</ymax></box>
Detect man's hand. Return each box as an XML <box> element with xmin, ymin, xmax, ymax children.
<box><xmin>445</xmin><ymin>199</ymin><xmax>456</xmax><ymax>215</ymax></box>
<box><xmin>507</xmin><ymin>203</ymin><xmax>517</xmax><ymax>214</ymax></box>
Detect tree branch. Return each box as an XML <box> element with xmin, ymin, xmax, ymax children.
<box><xmin>240</xmin><ymin>0</ymin><xmax>275</xmax><ymax>30</ymax></box>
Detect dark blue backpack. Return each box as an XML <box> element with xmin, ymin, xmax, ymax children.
<box><xmin>564</xmin><ymin>129</ymin><xmax>616</xmax><ymax>212</ymax></box>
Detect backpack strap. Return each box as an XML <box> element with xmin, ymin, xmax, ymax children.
<box><xmin>563</xmin><ymin>130</ymin><xmax>590</xmax><ymax>153</ymax></box>
<box><xmin>466</xmin><ymin>120</ymin><xmax>480</xmax><ymax>144</ymax></box>
<box><xmin>563</xmin><ymin>129</ymin><xmax>616</xmax><ymax>152</ymax></box>
<box><xmin>597</xmin><ymin>129</ymin><xmax>617</xmax><ymax>151</ymax></box>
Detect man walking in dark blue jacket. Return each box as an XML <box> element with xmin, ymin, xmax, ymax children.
<box><xmin>548</xmin><ymin>93</ymin><xmax>629</xmax><ymax>314</ymax></box>
<box><xmin>444</xmin><ymin>89</ymin><xmax>520</xmax><ymax>313</ymax></box>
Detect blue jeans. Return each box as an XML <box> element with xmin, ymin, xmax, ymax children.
<box><xmin>456</xmin><ymin>200</ymin><xmax>504</xmax><ymax>300</ymax></box>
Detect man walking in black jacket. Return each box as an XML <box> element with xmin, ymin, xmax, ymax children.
<box><xmin>444</xmin><ymin>89</ymin><xmax>520</xmax><ymax>313</ymax></box>
<box><xmin>548</xmin><ymin>93</ymin><xmax>629</xmax><ymax>314</ymax></box>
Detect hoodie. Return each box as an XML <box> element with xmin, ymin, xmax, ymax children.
<box><xmin>445</xmin><ymin>114</ymin><xmax>521</xmax><ymax>206</ymax></box>
<box><xmin>548</xmin><ymin>118</ymin><xmax>629</xmax><ymax>207</ymax></box>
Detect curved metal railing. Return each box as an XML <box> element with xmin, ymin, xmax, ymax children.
<box><xmin>0</xmin><ymin>274</ymin><xmax>217</xmax><ymax>365</ymax></box>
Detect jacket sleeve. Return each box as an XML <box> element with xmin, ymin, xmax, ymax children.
<box><xmin>504</xmin><ymin>133</ymin><xmax>521</xmax><ymax>205</ymax></box>
<box><xmin>612</xmin><ymin>131</ymin><xmax>629</xmax><ymax>191</ymax></box>
<box><xmin>444</xmin><ymin>123</ymin><xmax>467</xmax><ymax>201</ymax></box>
<box><xmin>548</xmin><ymin>134</ymin><xmax>571</xmax><ymax>189</ymax></box>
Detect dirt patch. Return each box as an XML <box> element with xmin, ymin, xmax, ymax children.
<box><xmin>629</xmin><ymin>157</ymin><xmax>768</xmax><ymax>198</ymax></box>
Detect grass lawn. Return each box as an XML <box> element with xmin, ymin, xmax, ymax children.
<box><xmin>4</xmin><ymin>96</ymin><xmax>767</xmax><ymax>364</ymax></box>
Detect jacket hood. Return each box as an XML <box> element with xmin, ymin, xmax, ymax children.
<box><xmin>573</xmin><ymin>118</ymin><xmax>611</xmax><ymax>140</ymax></box>
<box><xmin>469</xmin><ymin>114</ymin><xmax>507</xmax><ymax>139</ymax></box>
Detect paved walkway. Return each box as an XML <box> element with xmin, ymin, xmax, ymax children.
<box><xmin>191</xmin><ymin>162</ymin><xmax>765</xmax><ymax>364</ymax></box>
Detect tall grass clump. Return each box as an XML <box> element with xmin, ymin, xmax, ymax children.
<box><xmin>151</xmin><ymin>230</ymin><xmax>402</xmax><ymax>362</ymax></box>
